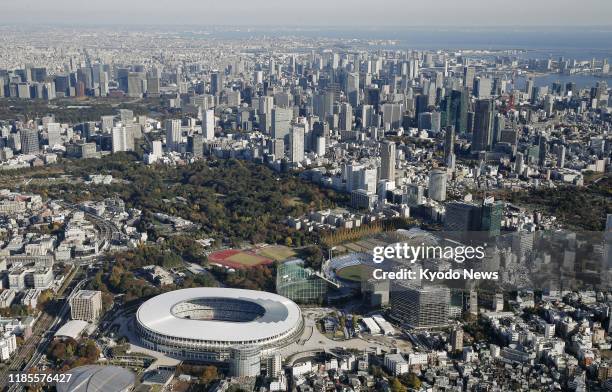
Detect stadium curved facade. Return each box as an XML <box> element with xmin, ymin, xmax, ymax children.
<box><xmin>136</xmin><ymin>287</ymin><xmax>303</xmax><ymax>361</ymax></box>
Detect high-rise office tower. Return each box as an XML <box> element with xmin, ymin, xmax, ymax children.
<box><xmin>112</xmin><ymin>126</ymin><xmax>133</xmax><ymax>153</ymax></box>
<box><xmin>480</xmin><ymin>199</ymin><xmax>503</xmax><ymax>237</ymax></box>
<box><xmin>119</xmin><ymin>109</ymin><xmax>134</xmax><ymax>125</ymax></box>
<box><xmin>117</xmin><ymin>68</ymin><xmax>129</xmax><ymax>92</ymax></box>
<box><xmin>380</xmin><ymin>141</ymin><xmax>396</xmax><ymax>181</ymax></box>
<box><xmin>151</xmin><ymin>140</ymin><xmax>163</xmax><ymax>158</ymax></box>
<box><xmin>289</xmin><ymin>125</ymin><xmax>305</xmax><ymax>163</ymax></box>
<box><xmin>428</xmin><ymin>169</ymin><xmax>447</xmax><ymax>202</ymax></box>
<box><xmin>451</xmin><ymin>328</ymin><xmax>464</xmax><ymax>352</ymax></box>
<box><xmin>203</xmin><ymin>109</ymin><xmax>215</xmax><ymax>141</ymax></box>
<box><xmin>361</xmin><ymin>105</ymin><xmax>375</xmax><ymax>129</ymax></box>
<box><xmin>271</xmin><ymin>107</ymin><xmax>293</xmax><ymax>140</ymax></box>
<box><xmin>268</xmin><ymin>138</ymin><xmax>285</xmax><ymax>159</ymax></box>
<box><xmin>515</xmin><ymin>152</ymin><xmax>525</xmax><ymax>174</ymax></box>
<box><xmin>165</xmin><ymin>119</ymin><xmax>182</xmax><ymax>151</ymax></box>
<box><xmin>346</xmin><ymin>164</ymin><xmax>377</xmax><ymax>194</ymax></box>
<box><xmin>188</xmin><ymin>134</ymin><xmax>204</xmax><ymax>158</ymax></box>
<box><xmin>557</xmin><ymin>145</ymin><xmax>566</xmax><ymax>168</ymax></box>
<box><xmin>210</xmin><ymin>71</ymin><xmax>224</xmax><ymax>95</ymax></box>
<box><xmin>20</xmin><ymin>128</ymin><xmax>39</xmax><ymax>154</ymax></box>
<box><xmin>147</xmin><ymin>76</ymin><xmax>160</xmax><ymax>96</ymax></box>
<box><xmin>474</xmin><ymin>77</ymin><xmax>492</xmax><ymax>99</ymax></box>
<box><xmin>443</xmin><ymin>88</ymin><xmax>468</xmax><ymax>133</ymax></box>
<box><xmin>463</xmin><ymin>66</ymin><xmax>475</xmax><ymax>89</ymax></box>
<box><xmin>101</xmin><ymin>115</ymin><xmax>114</xmax><ymax>134</ymax></box>
<box><xmin>339</xmin><ymin>102</ymin><xmax>352</xmax><ymax>131</ymax></box>
<box><xmin>390</xmin><ymin>284</ymin><xmax>450</xmax><ymax>329</ymax></box>
<box><xmin>492</xmin><ymin>113</ymin><xmax>505</xmax><ymax>146</ymax></box>
<box><xmin>538</xmin><ymin>134</ymin><xmax>548</xmax><ymax>167</ymax></box>
<box><xmin>127</xmin><ymin>72</ymin><xmax>144</xmax><ymax>98</ymax></box>
<box><xmin>444</xmin><ymin>202</ymin><xmax>481</xmax><ymax>232</ymax></box>
<box><xmin>47</xmin><ymin>122</ymin><xmax>62</xmax><ymax>147</ymax></box>
<box><xmin>472</xmin><ymin>99</ymin><xmax>493</xmax><ymax>152</ymax></box>
<box><xmin>381</xmin><ymin>103</ymin><xmax>403</xmax><ymax>129</ymax></box>
<box><xmin>415</xmin><ymin>94</ymin><xmax>429</xmax><ymax>117</ymax></box>
<box><xmin>346</xmin><ymin>72</ymin><xmax>360</xmax><ymax>107</ymax></box>
<box><xmin>444</xmin><ymin>126</ymin><xmax>455</xmax><ymax>162</ymax></box>
<box><xmin>468</xmin><ymin>290</ymin><xmax>478</xmax><ymax>315</ymax></box>
<box><xmin>525</xmin><ymin>78</ymin><xmax>535</xmax><ymax>95</ymax></box>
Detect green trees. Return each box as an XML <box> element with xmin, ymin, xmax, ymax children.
<box><xmin>399</xmin><ymin>373</ymin><xmax>422</xmax><ymax>390</ymax></box>
<box><xmin>47</xmin><ymin>338</ymin><xmax>100</xmax><ymax>369</ymax></box>
<box><xmin>21</xmin><ymin>156</ymin><xmax>342</xmax><ymax>246</ymax></box>
<box><xmin>390</xmin><ymin>377</ymin><xmax>407</xmax><ymax>392</ymax></box>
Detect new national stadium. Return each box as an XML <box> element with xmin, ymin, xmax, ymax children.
<box><xmin>136</xmin><ymin>288</ymin><xmax>303</xmax><ymax>362</ymax></box>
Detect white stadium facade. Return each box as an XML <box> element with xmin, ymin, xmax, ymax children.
<box><xmin>136</xmin><ymin>287</ymin><xmax>304</xmax><ymax>363</ymax></box>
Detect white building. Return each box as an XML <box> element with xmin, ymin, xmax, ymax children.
<box><xmin>203</xmin><ymin>110</ymin><xmax>215</xmax><ymax>141</ymax></box>
<box><xmin>70</xmin><ymin>290</ymin><xmax>102</xmax><ymax>322</ymax></box>
<box><xmin>0</xmin><ymin>332</ymin><xmax>17</xmax><ymax>361</ymax></box>
<box><xmin>384</xmin><ymin>353</ymin><xmax>408</xmax><ymax>376</ymax></box>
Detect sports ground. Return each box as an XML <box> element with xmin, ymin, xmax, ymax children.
<box><xmin>335</xmin><ymin>264</ymin><xmax>375</xmax><ymax>282</ymax></box>
<box><xmin>207</xmin><ymin>245</ymin><xmax>295</xmax><ymax>269</ymax></box>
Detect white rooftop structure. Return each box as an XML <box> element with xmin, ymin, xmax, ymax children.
<box><xmin>54</xmin><ymin>320</ymin><xmax>89</xmax><ymax>340</ymax></box>
<box><xmin>136</xmin><ymin>287</ymin><xmax>303</xmax><ymax>361</ymax></box>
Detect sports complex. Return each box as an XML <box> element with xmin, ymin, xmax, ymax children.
<box><xmin>135</xmin><ymin>287</ymin><xmax>304</xmax><ymax>362</ymax></box>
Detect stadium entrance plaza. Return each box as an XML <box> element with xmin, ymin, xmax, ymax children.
<box><xmin>117</xmin><ymin>307</ymin><xmax>407</xmax><ymax>369</ymax></box>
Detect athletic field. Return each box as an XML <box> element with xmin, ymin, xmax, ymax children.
<box><xmin>208</xmin><ymin>249</ymin><xmax>274</xmax><ymax>269</ymax></box>
<box><xmin>335</xmin><ymin>264</ymin><xmax>375</xmax><ymax>282</ymax></box>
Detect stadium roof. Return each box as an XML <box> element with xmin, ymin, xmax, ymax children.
<box><xmin>136</xmin><ymin>287</ymin><xmax>302</xmax><ymax>342</ymax></box>
<box><xmin>57</xmin><ymin>365</ymin><xmax>135</xmax><ymax>392</ymax></box>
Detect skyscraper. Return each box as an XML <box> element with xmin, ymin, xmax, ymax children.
<box><xmin>165</xmin><ymin>119</ymin><xmax>182</xmax><ymax>151</ymax></box>
<box><xmin>472</xmin><ymin>99</ymin><xmax>493</xmax><ymax>152</ymax></box>
<box><xmin>380</xmin><ymin>141</ymin><xmax>396</xmax><ymax>182</ymax></box>
<box><xmin>211</xmin><ymin>71</ymin><xmax>224</xmax><ymax>95</ymax></box>
<box><xmin>428</xmin><ymin>169</ymin><xmax>447</xmax><ymax>202</ymax></box>
<box><xmin>20</xmin><ymin>128</ymin><xmax>39</xmax><ymax>154</ymax></box>
<box><xmin>203</xmin><ymin>109</ymin><xmax>215</xmax><ymax>141</ymax></box>
<box><xmin>47</xmin><ymin>122</ymin><xmax>62</xmax><ymax>147</ymax></box>
<box><xmin>451</xmin><ymin>328</ymin><xmax>464</xmax><ymax>352</ymax></box>
<box><xmin>272</xmin><ymin>107</ymin><xmax>293</xmax><ymax>140</ymax></box>
<box><xmin>444</xmin><ymin>126</ymin><xmax>455</xmax><ymax>162</ymax></box>
<box><xmin>463</xmin><ymin>66</ymin><xmax>475</xmax><ymax>89</ymax></box>
<box><xmin>101</xmin><ymin>115</ymin><xmax>114</xmax><ymax>133</ymax></box>
<box><xmin>188</xmin><ymin>134</ymin><xmax>204</xmax><ymax>158</ymax></box>
<box><xmin>127</xmin><ymin>72</ymin><xmax>144</xmax><ymax>98</ymax></box>
<box><xmin>339</xmin><ymin>102</ymin><xmax>352</xmax><ymax>131</ymax></box>
<box><xmin>444</xmin><ymin>201</ymin><xmax>481</xmax><ymax>232</ymax></box>
<box><xmin>480</xmin><ymin>199</ymin><xmax>503</xmax><ymax>237</ymax></box>
<box><xmin>346</xmin><ymin>72</ymin><xmax>360</xmax><ymax>107</ymax></box>
<box><xmin>289</xmin><ymin>125</ymin><xmax>305</xmax><ymax>163</ymax></box>
<box><xmin>112</xmin><ymin>126</ymin><xmax>133</xmax><ymax>153</ymax></box>
<box><xmin>390</xmin><ymin>284</ymin><xmax>450</xmax><ymax>329</ymax></box>
<box><xmin>444</xmin><ymin>88</ymin><xmax>468</xmax><ymax>133</ymax></box>
<box><xmin>147</xmin><ymin>76</ymin><xmax>160</xmax><ymax>96</ymax></box>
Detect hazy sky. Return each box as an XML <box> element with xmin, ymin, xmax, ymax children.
<box><xmin>2</xmin><ymin>0</ymin><xmax>611</xmax><ymax>27</ymax></box>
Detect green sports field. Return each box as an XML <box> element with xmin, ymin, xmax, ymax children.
<box><xmin>257</xmin><ymin>245</ymin><xmax>296</xmax><ymax>261</ymax></box>
<box><xmin>225</xmin><ymin>252</ymin><xmax>271</xmax><ymax>266</ymax></box>
<box><xmin>335</xmin><ymin>264</ymin><xmax>375</xmax><ymax>282</ymax></box>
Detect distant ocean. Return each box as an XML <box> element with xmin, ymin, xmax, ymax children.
<box><xmin>209</xmin><ymin>27</ymin><xmax>612</xmax><ymax>61</ymax></box>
